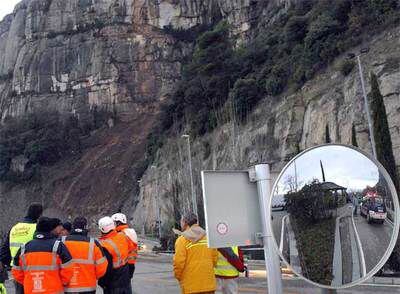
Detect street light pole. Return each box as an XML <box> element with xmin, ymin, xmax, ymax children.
<box><xmin>151</xmin><ymin>166</ymin><xmax>162</xmax><ymax>240</ymax></box>
<box><xmin>356</xmin><ymin>55</ymin><xmax>377</xmax><ymax>159</ymax></box>
<box><xmin>137</xmin><ymin>179</ymin><xmax>145</xmax><ymax>236</ymax></box>
<box><xmin>348</xmin><ymin>49</ymin><xmax>377</xmax><ymax>159</ymax></box>
<box><xmin>182</xmin><ymin>134</ymin><xmax>197</xmax><ymax>215</ymax></box>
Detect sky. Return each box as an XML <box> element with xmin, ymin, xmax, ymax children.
<box><xmin>274</xmin><ymin>145</ymin><xmax>385</xmax><ymax>195</ymax></box>
<box><xmin>0</xmin><ymin>1</ymin><xmax>20</xmax><ymax>21</ymax></box>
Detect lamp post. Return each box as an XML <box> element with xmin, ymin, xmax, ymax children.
<box><xmin>151</xmin><ymin>165</ymin><xmax>162</xmax><ymax>239</ymax></box>
<box><xmin>348</xmin><ymin>48</ymin><xmax>377</xmax><ymax>159</ymax></box>
<box><xmin>137</xmin><ymin>179</ymin><xmax>145</xmax><ymax>236</ymax></box>
<box><xmin>182</xmin><ymin>134</ymin><xmax>197</xmax><ymax>215</ymax></box>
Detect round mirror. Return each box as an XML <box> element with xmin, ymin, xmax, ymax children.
<box><xmin>270</xmin><ymin>144</ymin><xmax>399</xmax><ymax>289</ymax></box>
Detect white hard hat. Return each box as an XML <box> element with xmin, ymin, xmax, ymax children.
<box><xmin>111</xmin><ymin>213</ymin><xmax>127</xmax><ymax>224</ymax></box>
<box><xmin>98</xmin><ymin>216</ymin><xmax>115</xmax><ymax>233</ymax></box>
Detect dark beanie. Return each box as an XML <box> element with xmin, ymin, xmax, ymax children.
<box><xmin>62</xmin><ymin>221</ymin><xmax>72</xmax><ymax>233</ymax></box>
<box><xmin>36</xmin><ymin>217</ymin><xmax>62</xmax><ymax>233</ymax></box>
<box><xmin>73</xmin><ymin>217</ymin><xmax>87</xmax><ymax>230</ymax></box>
<box><xmin>26</xmin><ymin>203</ymin><xmax>43</xmax><ymax>221</ymax></box>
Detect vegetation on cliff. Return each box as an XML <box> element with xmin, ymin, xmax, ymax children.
<box><xmin>147</xmin><ymin>0</ymin><xmax>399</xmax><ymax>162</ymax></box>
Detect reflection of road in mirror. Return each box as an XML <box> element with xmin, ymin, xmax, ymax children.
<box><xmin>271</xmin><ymin>145</ymin><xmax>396</xmax><ymax>288</ymax></box>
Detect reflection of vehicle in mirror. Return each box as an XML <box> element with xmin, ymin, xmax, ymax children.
<box><xmin>360</xmin><ymin>191</ymin><xmax>387</xmax><ymax>224</ymax></box>
<box><xmin>270</xmin><ymin>144</ymin><xmax>399</xmax><ymax>289</ymax></box>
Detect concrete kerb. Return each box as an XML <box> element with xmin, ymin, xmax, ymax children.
<box><xmin>351</xmin><ymin>208</ymin><xmax>367</xmax><ymax>277</ymax></box>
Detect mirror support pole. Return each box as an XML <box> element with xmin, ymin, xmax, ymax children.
<box><xmin>254</xmin><ymin>164</ymin><xmax>283</xmax><ymax>294</ymax></box>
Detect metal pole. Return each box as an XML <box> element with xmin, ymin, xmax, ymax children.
<box><xmin>255</xmin><ymin>164</ymin><xmax>283</xmax><ymax>294</ymax></box>
<box><xmin>151</xmin><ymin>166</ymin><xmax>162</xmax><ymax>240</ymax></box>
<box><xmin>155</xmin><ymin>177</ymin><xmax>162</xmax><ymax>239</ymax></box>
<box><xmin>186</xmin><ymin>136</ymin><xmax>197</xmax><ymax>215</ymax></box>
<box><xmin>357</xmin><ymin>55</ymin><xmax>377</xmax><ymax>159</ymax></box>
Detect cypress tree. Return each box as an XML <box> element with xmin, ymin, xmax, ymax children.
<box><xmin>369</xmin><ymin>73</ymin><xmax>400</xmax><ymax>272</ymax></box>
<box><xmin>351</xmin><ymin>124</ymin><xmax>358</xmax><ymax>147</ymax></box>
<box><xmin>325</xmin><ymin>124</ymin><xmax>331</xmax><ymax>143</ymax></box>
<box><xmin>369</xmin><ymin>73</ymin><xmax>398</xmax><ymax>190</ymax></box>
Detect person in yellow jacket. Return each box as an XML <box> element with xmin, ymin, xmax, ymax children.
<box><xmin>173</xmin><ymin>213</ymin><xmax>218</xmax><ymax>294</ymax></box>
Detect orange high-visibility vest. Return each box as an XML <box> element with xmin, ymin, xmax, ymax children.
<box><xmin>100</xmin><ymin>230</ymin><xmax>129</xmax><ymax>269</ymax></box>
<box><xmin>62</xmin><ymin>235</ymin><xmax>108</xmax><ymax>292</ymax></box>
<box><xmin>12</xmin><ymin>239</ymin><xmax>73</xmax><ymax>294</ymax></box>
<box><xmin>115</xmin><ymin>225</ymin><xmax>138</xmax><ymax>265</ymax></box>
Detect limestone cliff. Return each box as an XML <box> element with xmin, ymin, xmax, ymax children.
<box><xmin>0</xmin><ymin>0</ymin><xmax>292</xmax><ymax>235</ymax></box>
<box><xmin>0</xmin><ymin>0</ymin><xmax>398</xmax><ymax>240</ymax></box>
<box><xmin>134</xmin><ymin>27</ymin><xmax>400</xmax><ymax>234</ymax></box>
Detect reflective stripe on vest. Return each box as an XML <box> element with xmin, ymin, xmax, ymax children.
<box><xmin>185</xmin><ymin>239</ymin><xmax>208</xmax><ymax>250</ymax></box>
<box><xmin>9</xmin><ymin>223</ymin><xmax>37</xmax><ymax>265</ymax></box>
<box><xmin>61</xmin><ymin>237</ymin><xmax>96</xmax><ymax>265</ymax></box>
<box><xmin>20</xmin><ymin>240</ymin><xmax>61</xmax><ymax>271</ymax></box>
<box><xmin>102</xmin><ymin>239</ymin><xmax>124</xmax><ymax>268</ymax></box>
<box><xmin>214</xmin><ymin>246</ymin><xmax>240</xmax><ymax>277</ymax></box>
<box><xmin>121</xmin><ymin>229</ymin><xmax>138</xmax><ymax>264</ymax></box>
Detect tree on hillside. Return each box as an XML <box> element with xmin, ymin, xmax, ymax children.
<box><xmin>351</xmin><ymin>124</ymin><xmax>358</xmax><ymax>147</ymax></box>
<box><xmin>176</xmin><ymin>21</ymin><xmax>235</xmax><ymax>136</ymax></box>
<box><xmin>369</xmin><ymin>73</ymin><xmax>398</xmax><ymax>191</ymax></box>
<box><xmin>325</xmin><ymin>124</ymin><xmax>331</xmax><ymax>143</ymax></box>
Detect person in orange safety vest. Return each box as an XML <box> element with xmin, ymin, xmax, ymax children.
<box><xmin>12</xmin><ymin>217</ymin><xmax>73</xmax><ymax>294</ymax></box>
<box><xmin>98</xmin><ymin>216</ymin><xmax>132</xmax><ymax>294</ymax></box>
<box><xmin>61</xmin><ymin>217</ymin><xmax>108</xmax><ymax>293</ymax></box>
<box><xmin>111</xmin><ymin>213</ymin><xmax>138</xmax><ymax>277</ymax></box>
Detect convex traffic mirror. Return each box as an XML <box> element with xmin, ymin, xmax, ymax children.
<box><xmin>270</xmin><ymin>144</ymin><xmax>399</xmax><ymax>289</ymax></box>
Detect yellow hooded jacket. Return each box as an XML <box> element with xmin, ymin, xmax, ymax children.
<box><xmin>173</xmin><ymin>225</ymin><xmax>218</xmax><ymax>294</ymax></box>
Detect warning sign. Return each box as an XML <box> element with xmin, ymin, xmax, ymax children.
<box><xmin>217</xmin><ymin>222</ymin><xmax>228</xmax><ymax>235</ymax></box>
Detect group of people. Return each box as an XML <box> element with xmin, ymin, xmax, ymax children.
<box><xmin>0</xmin><ymin>203</ymin><xmax>138</xmax><ymax>294</ymax></box>
<box><xmin>0</xmin><ymin>204</ymin><xmax>246</xmax><ymax>294</ymax></box>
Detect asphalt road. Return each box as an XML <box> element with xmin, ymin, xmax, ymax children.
<box><xmin>4</xmin><ymin>253</ymin><xmax>400</xmax><ymax>293</ymax></box>
<box><xmin>353</xmin><ymin>214</ymin><xmax>393</xmax><ymax>272</ymax></box>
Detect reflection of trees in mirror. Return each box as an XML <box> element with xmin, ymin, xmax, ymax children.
<box><xmin>285</xmin><ymin>179</ymin><xmax>347</xmax><ymax>221</ymax></box>
<box><xmin>284</xmin><ymin>179</ymin><xmax>348</xmax><ymax>285</ymax></box>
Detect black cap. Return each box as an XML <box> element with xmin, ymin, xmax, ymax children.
<box><xmin>62</xmin><ymin>221</ymin><xmax>72</xmax><ymax>233</ymax></box>
<box><xmin>73</xmin><ymin>217</ymin><xmax>87</xmax><ymax>230</ymax></box>
<box><xmin>36</xmin><ymin>217</ymin><xmax>53</xmax><ymax>233</ymax></box>
<box><xmin>26</xmin><ymin>203</ymin><xmax>43</xmax><ymax>222</ymax></box>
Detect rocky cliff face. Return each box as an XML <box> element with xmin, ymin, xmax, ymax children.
<box><xmin>0</xmin><ymin>0</ymin><xmax>398</xmax><ymax>239</ymax></box>
<box><xmin>133</xmin><ymin>27</ymin><xmax>400</xmax><ymax>234</ymax></box>
<box><xmin>0</xmin><ymin>0</ymin><xmax>293</xmax><ymax>235</ymax></box>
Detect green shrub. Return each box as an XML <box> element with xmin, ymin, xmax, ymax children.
<box><xmin>339</xmin><ymin>59</ymin><xmax>355</xmax><ymax>76</ymax></box>
<box><xmin>147</xmin><ymin>0</ymin><xmax>399</xmax><ymax>164</ymax></box>
<box><xmin>232</xmin><ymin>78</ymin><xmax>264</xmax><ymax>121</ymax></box>
<box><xmin>0</xmin><ymin>112</ymin><xmax>88</xmax><ymax>182</ymax></box>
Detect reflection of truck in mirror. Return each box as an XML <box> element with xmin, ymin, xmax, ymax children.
<box><xmin>360</xmin><ymin>191</ymin><xmax>387</xmax><ymax>224</ymax></box>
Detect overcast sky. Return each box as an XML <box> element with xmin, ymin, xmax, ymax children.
<box><xmin>0</xmin><ymin>1</ymin><xmax>20</xmax><ymax>21</ymax></box>
<box><xmin>274</xmin><ymin>145</ymin><xmax>383</xmax><ymax>195</ymax></box>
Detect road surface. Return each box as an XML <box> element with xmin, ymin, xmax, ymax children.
<box><xmin>353</xmin><ymin>214</ymin><xmax>393</xmax><ymax>272</ymax></box>
<box><xmin>5</xmin><ymin>252</ymin><xmax>400</xmax><ymax>293</ymax></box>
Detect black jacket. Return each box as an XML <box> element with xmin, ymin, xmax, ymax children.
<box><xmin>13</xmin><ymin>232</ymin><xmax>72</xmax><ymax>269</ymax></box>
<box><xmin>98</xmin><ymin>247</ymin><xmax>131</xmax><ymax>291</ymax></box>
<box><xmin>0</xmin><ymin>217</ymin><xmax>36</xmax><ymax>267</ymax></box>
